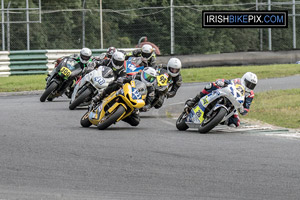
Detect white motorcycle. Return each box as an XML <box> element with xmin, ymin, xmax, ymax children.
<box><xmin>176</xmin><ymin>82</ymin><xmax>246</xmax><ymax>133</ymax></box>
<box><xmin>69</xmin><ymin>66</ymin><xmax>114</xmax><ymax>110</ymax></box>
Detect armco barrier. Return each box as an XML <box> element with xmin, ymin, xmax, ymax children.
<box><xmin>0</xmin><ymin>51</ymin><xmax>10</xmax><ymax>77</ymax></box>
<box><xmin>9</xmin><ymin>50</ymin><xmax>48</xmax><ymax>75</ymax></box>
<box><xmin>1</xmin><ymin>49</ymin><xmax>300</xmax><ymax>77</ymax></box>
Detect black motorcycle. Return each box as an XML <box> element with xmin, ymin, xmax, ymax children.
<box><xmin>40</xmin><ymin>58</ymin><xmax>84</xmax><ymax>102</ymax></box>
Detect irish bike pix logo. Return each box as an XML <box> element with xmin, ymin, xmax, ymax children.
<box><xmin>202</xmin><ymin>11</ymin><xmax>288</xmax><ymax>28</ymax></box>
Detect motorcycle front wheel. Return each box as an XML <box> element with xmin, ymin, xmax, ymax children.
<box><xmin>69</xmin><ymin>87</ymin><xmax>93</xmax><ymax>110</ymax></box>
<box><xmin>176</xmin><ymin>111</ymin><xmax>189</xmax><ymax>131</ymax></box>
<box><xmin>97</xmin><ymin>105</ymin><xmax>126</xmax><ymax>130</ymax></box>
<box><xmin>198</xmin><ymin>107</ymin><xmax>227</xmax><ymax>134</ymax></box>
<box><xmin>80</xmin><ymin>111</ymin><xmax>92</xmax><ymax>127</ymax></box>
<box><xmin>40</xmin><ymin>81</ymin><xmax>58</xmax><ymax>102</ymax></box>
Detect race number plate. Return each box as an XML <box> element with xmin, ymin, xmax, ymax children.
<box><xmin>157</xmin><ymin>74</ymin><xmax>168</xmax><ymax>86</ymax></box>
<box><xmin>60</xmin><ymin>67</ymin><xmax>71</xmax><ymax>77</ymax></box>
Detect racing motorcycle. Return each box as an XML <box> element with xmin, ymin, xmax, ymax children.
<box><xmin>150</xmin><ymin>68</ymin><xmax>170</xmax><ymax>109</ymax></box>
<box><xmin>69</xmin><ymin>66</ymin><xmax>114</xmax><ymax>110</ymax></box>
<box><xmin>80</xmin><ymin>80</ymin><xmax>147</xmax><ymax>130</ymax></box>
<box><xmin>40</xmin><ymin>58</ymin><xmax>84</xmax><ymax>102</ymax></box>
<box><xmin>176</xmin><ymin>82</ymin><xmax>245</xmax><ymax>133</ymax></box>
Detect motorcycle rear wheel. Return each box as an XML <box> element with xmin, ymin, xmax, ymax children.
<box><xmin>80</xmin><ymin>111</ymin><xmax>92</xmax><ymax>127</ymax></box>
<box><xmin>97</xmin><ymin>105</ymin><xmax>126</xmax><ymax>130</ymax></box>
<box><xmin>198</xmin><ymin>107</ymin><xmax>227</xmax><ymax>134</ymax></box>
<box><xmin>69</xmin><ymin>88</ymin><xmax>93</xmax><ymax>110</ymax></box>
<box><xmin>40</xmin><ymin>82</ymin><xmax>58</xmax><ymax>102</ymax></box>
<box><xmin>176</xmin><ymin>111</ymin><xmax>189</xmax><ymax>131</ymax></box>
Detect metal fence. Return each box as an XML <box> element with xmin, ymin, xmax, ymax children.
<box><xmin>1</xmin><ymin>0</ymin><xmax>300</xmax><ymax>55</ymax></box>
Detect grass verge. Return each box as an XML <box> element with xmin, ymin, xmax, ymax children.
<box><xmin>244</xmin><ymin>89</ymin><xmax>300</xmax><ymax>129</ymax></box>
<box><xmin>0</xmin><ymin>74</ymin><xmax>46</xmax><ymax>92</ymax></box>
<box><xmin>181</xmin><ymin>64</ymin><xmax>300</xmax><ymax>82</ymax></box>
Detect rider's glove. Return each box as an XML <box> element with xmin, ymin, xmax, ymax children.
<box><xmin>116</xmin><ymin>77</ymin><xmax>125</xmax><ymax>86</ymax></box>
<box><xmin>216</xmin><ymin>80</ymin><xmax>225</xmax><ymax>87</ymax></box>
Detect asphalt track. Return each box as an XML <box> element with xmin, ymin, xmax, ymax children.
<box><xmin>0</xmin><ymin>75</ymin><xmax>300</xmax><ymax>200</ymax></box>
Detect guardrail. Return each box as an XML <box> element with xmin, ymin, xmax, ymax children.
<box><xmin>0</xmin><ymin>48</ymin><xmax>140</xmax><ymax>77</ymax></box>
<box><xmin>1</xmin><ymin>49</ymin><xmax>300</xmax><ymax>77</ymax></box>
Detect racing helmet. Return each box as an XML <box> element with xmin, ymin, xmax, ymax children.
<box><xmin>79</xmin><ymin>48</ymin><xmax>92</xmax><ymax>64</ymax></box>
<box><xmin>141</xmin><ymin>44</ymin><xmax>154</xmax><ymax>60</ymax></box>
<box><xmin>141</xmin><ymin>67</ymin><xmax>157</xmax><ymax>87</ymax></box>
<box><xmin>134</xmin><ymin>80</ymin><xmax>148</xmax><ymax>100</ymax></box>
<box><xmin>241</xmin><ymin>72</ymin><xmax>258</xmax><ymax>92</ymax></box>
<box><xmin>106</xmin><ymin>47</ymin><xmax>116</xmax><ymax>58</ymax></box>
<box><xmin>167</xmin><ymin>58</ymin><xmax>182</xmax><ymax>77</ymax></box>
<box><xmin>111</xmin><ymin>51</ymin><xmax>125</xmax><ymax>71</ymax></box>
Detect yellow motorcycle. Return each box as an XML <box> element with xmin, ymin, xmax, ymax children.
<box><xmin>80</xmin><ymin>80</ymin><xmax>147</xmax><ymax>130</ymax></box>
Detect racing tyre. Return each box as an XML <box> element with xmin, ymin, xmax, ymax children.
<box><xmin>80</xmin><ymin>111</ymin><xmax>92</xmax><ymax>127</ymax></box>
<box><xmin>40</xmin><ymin>82</ymin><xmax>58</xmax><ymax>102</ymax></box>
<box><xmin>97</xmin><ymin>105</ymin><xmax>125</xmax><ymax>130</ymax></box>
<box><xmin>198</xmin><ymin>107</ymin><xmax>227</xmax><ymax>134</ymax></box>
<box><xmin>176</xmin><ymin>111</ymin><xmax>189</xmax><ymax>131</ymax></box>
<box><xmin>69</xmin><ymin>88</ymin><xmax>93</xmax><ymax>110</ymax></box>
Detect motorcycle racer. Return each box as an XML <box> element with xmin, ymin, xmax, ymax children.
<box><xmin>125</xmin><ymin>44</ymin><xmax>156</xmax><ymax>67</ymax></box>
<box><xmin>46</xmin><ymin>48</ymin><xmax>94</xmax><ymax>98</ymax></box>
<box><xmin>91</xmin><ymin>67</ymin><xmax>157</xmax><ymax>126</ymax></box>
<box><xmin>186</xmin><ymin>72</ymin><xmax>258</xmax><ymax>127</ymax></box>
<box><xmin>154</xmin><ymin>57</ymin><xmax>183</xmax><ymax>109</ymax></box>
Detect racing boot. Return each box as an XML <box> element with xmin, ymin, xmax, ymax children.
<box><xmin>186</xmin><ymin>93</ymin><xmax>202</xmax><ymax>108</ymax></box>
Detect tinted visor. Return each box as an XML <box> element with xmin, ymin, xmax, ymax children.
<box><xmin>245</xmin><ymin>79</ymin><xmax>256</xmax><ymax>90</ymax></box>
<box><xmin>113</xmin><ymin>58</ymin><xmax>124</xmax><ymax>68</ymax></box>
<box><xmin>143</xmin><ymin>72</ymin><xmax>155</xmax><ymax>83</ymax></box>
<box><xmin>142</xmin><ymin>52</ymin><xmax>152</xmax><ymax>59</ymax></box>
<box><xmin>81</xmin><ymin>55</ymin><xmax>91</xmax><ymax>61</ymax></box>
<box><xmin>170</xmin><ymin>67</ymin><xmax>180</xmax><ymax>74</ymax></box>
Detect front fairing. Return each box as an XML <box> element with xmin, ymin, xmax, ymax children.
<box><xmin>186</xmin><ymin>84</ymin><xmax>245</xmax><ymax>125</ymax></box>
<box><xmin>90</xmin><ymin>68</ymin><xmax>114</xmax><ymax>90</ymax></box>
<box><xmin>88</xmin><ymin>81</ymin><xmax>145</xmax><ymax>125</ymax></box>
<box><xmin>57</xmin><ymin>59</ymin><xmax>82</xmax><ymax>80</ymax></box>
<box><xmin>124</xmin><ymin>57</ymin><xmax>145</xmax><ymax>76</ymax></box>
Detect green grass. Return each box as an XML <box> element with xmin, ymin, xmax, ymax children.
<box><xmin>181</xmin><ymin>64</ymin><xmax>300</xmax><ymax>82</ymax></box>
<box><xmin>244</xmin><ymin>89</ymin><xmax>300</xmax><ymax>129</ymax></box>
<box><xmin>0</xmin><ymin>74</ymin><xmax>46</xmax><ymax>92</ymax></box>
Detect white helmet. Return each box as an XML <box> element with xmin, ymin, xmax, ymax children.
<box><xmin>241</xmin><ymin>72</ymin><xmax>258</xmax><ymax>92</ymax></box>
<box><xmin>141</xmin><ymin>44</ymin><xmax>154</xmax><ymax>60</ymax></box>
<box><xmin>141</xmin><ymin>67</ymin><xmax>157</xmax><ymax>87</ymax></box>
<box><xmin>80</xmin><ymin>48</ymin><xmax>92</xmax><ymax>64</ymax></box>
<box><xmin>106</xmin><ymin>46</ymin><xmax>117</xmax><ymax>58</ymax></box>
<box><xmin>167</xmin><ymin>58</ymin><xmax>182</xmax><ymax>77</ymax></box>
<box><xmin>111</xmin><ymin>51</ymin><xmax>125</xmax><ymax>71</ymax></box>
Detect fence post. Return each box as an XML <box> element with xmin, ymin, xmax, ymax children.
<box><xmin>293</xmin><ymin>0</ymin><xmax>296</xmax><ymax>49</ymax></box>
<box><xmin>170</xmin><ymin>0</ymin><xmax>174</xmax><ymax>55</ymax></box>
<box><xmin>268</xmin><ymin>0</ymin><xmax>272</xmax><ymax>51</ymax></box>
<box><xmin>2</xmin><ymin>0</ymin><xmax>5</xmax><ymax>51</ymax></box>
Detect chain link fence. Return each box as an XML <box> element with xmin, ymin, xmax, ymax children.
<box><xmin>0</xmin><ymin>0</ymin><xmax>299</xmax><ymax>55</ymax></box>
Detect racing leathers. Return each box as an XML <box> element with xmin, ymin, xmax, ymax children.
<box><xmin>125</xmin><ymin>49</ymin><xmax>156</xmax><ymax>67</ymax></box>
<box><xmin>153</xmin><ymin>64</ymin><xmax>182</xmax><ymax>109</ymax></box>
<box><xmin>186</xmin><ymin>78</ymin><xmax>255</xmax><ymax>127</ymax></box>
